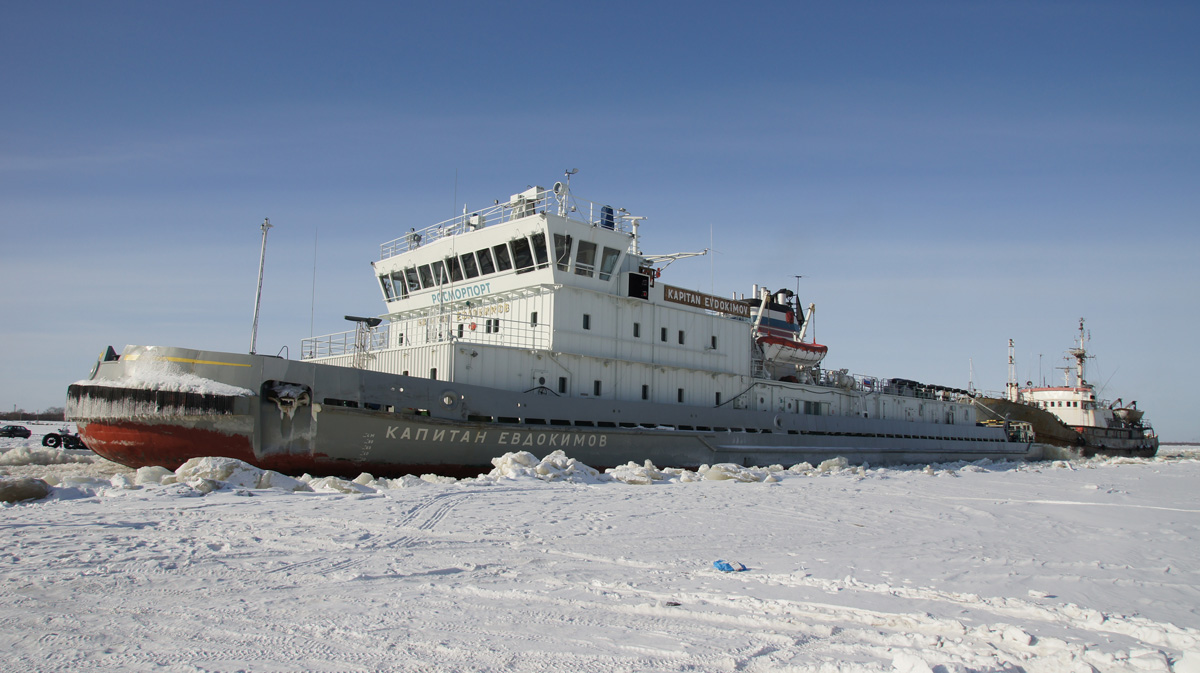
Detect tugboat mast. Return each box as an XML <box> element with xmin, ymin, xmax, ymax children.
<box><xmin>1067</xmin><ymin>317</ymin><xmax>1090</xmax><ymax>387</ymax></box>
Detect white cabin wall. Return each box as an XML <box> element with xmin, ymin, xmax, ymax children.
<box><xmin>548</xmin><ymin>286</ymin><xmax>751</xmax><ymax>377</ymax></box>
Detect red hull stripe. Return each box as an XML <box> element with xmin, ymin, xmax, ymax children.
<box><xmin>77</xmin><ymin>420</ymin><xmax>492</xmax><ymax>480</ymax></box>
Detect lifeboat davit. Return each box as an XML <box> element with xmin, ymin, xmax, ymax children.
<box><xmin>749</xmin><ymin>296</ymin><xmax>828</xmax><ymax>367</ymax></box>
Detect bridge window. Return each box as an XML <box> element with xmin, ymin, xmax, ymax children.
<box><xmin>418</xmin><ymin>264</ymin><xmax>435</xmax><ymax>289</ymax></box>
<box><xmin>599</xmin><ymin>247</ymin><xmax>621</xmax><ymax>281</ymax></box>
<box><xmin>405</xmin><ymin>268</ymin><xmax>420</xmax><ymax>292</ymax></box>
<box><xmin>512</xmin><ymin>238</ymin><xmax>535</xmax><ymax>273</ymax></box>
<box><xmin>553</xmin><ymin>234</ymin><xmax>573</xmax><ymax>271</ymax></box>
<box><xmin>380</xmin><ymin>275</ymin><xmax>394</xmax><ymax>300</ymax></box>
<box><xmin>460</xmin><ymin>252</ymin><xmax>479</xmax><ymax>279</ymax></box>
<box><xmin>477</xmin><ymin>248</ymin><xmax>497</xmax><ymax>275</ymax></box>
<box><xmin>530</xmin><ymin>232</ymin><xmax>550</xmax><ymax>269</ymax></box>
<box><xmin>575</xmin><ymin>241</ymin><xmax>597</xmax><ymax>277</ymax></box>
<box><xmin>446</xmin><ymin>257</ymin><xmax>465</xmax><ymax>282</ymax></box>
<box><xmin>493</xmin><ymin>243</ymin><xmax>513</xmax><ymax>272</ymax></box>
<box><xmin>430</xmin><ymin>261</ymin><xmax>449</xmax><ymax>285</ymax></box>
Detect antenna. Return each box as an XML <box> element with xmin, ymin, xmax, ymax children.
<box><xmin>250</xmin><ymin>218</ymin><xmax>273</xmax><ymax>355</ymax></box>
<box><xmin>1006</xmin><ymin>338</ymin><xmax>1017</xmax><ymax>401</ymax></box>
<box><xmin>624</xmin><ymin>216</ymin><xmax>647</xmax><ymax>255</ymax></box>
<box><xmin>705</xmin><ymin>223</ymin><xmax>726</xmax><ymax>295</ymax></box>
<box><xmin>310</xmin><ymin>226</ymin><xmax>318</xmax><ymax>339</ymax></box>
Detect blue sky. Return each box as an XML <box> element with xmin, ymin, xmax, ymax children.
<box><xmin>2</xmin><ymin>2</ymin><xmax>1197</xmax><ymax>440</ymax></box>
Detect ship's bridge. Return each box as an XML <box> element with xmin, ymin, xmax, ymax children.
<box><xmin>372</xmin><ymin>185</ymin><xmax>649</xmax><ymax>314</ymax></box>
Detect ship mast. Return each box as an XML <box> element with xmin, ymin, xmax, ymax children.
<box><xmin>249</xmin><ymin>218</ymin><xmax>273</xmax><ymax>355</ymax></box>
<box><xmin>1067</xmin><ymin>317</ymin><xmax>1091</xmax><ymax>388</ymax></box>
<box><xmin>1006</xmin><ymin>338</ymin><xmax>1018</xmax><ymax>402</ymax></box>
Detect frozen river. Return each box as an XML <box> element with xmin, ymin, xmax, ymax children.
<box><xmin>3</xmin><ymin>424</ymin><xmax>1198</xmax><ymax>672</ymax></box>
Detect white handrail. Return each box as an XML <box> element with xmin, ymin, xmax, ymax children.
<box><xmin>379</xmin><ymin>189</ymin><xmax>636</xmax><ymax>260</ymax></box>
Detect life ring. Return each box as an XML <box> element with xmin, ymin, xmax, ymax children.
<box><xmin>469</xmin><ymin>322</ymin><xmax>477</xmax><ymax>331</ymax></box>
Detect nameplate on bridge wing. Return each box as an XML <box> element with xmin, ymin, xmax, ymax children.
<box><xmin>662</xmin><ymin>285</ymin><xmax>751</xmax><ymax>318</ymax></box>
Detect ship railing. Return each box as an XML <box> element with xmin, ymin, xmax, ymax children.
<box><xmin>301</xmin><ymin>315</ymin><xmax>551</xmax><ymax>360</ymax></box>
<box><xmin>808</xmin><ymin>372</ymin><xmax>978</xmax><ymax>402</ymax></box>
<box><xmin>302</xmin><ymin>326</ymin><xmax>392</xmax><ymax>360</ymax></box>
<box><xmin>380</xmin><ymin>188</ymin><xmax>637</xmax><ymax>260</ymax></box>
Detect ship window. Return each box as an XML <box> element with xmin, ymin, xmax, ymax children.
<box><xmin>486</xmin><ymin>318</ymin><xmax>501</xmax><ymax>334</ymax></box>
<box><xmin>405</xmin><ymin>268</ymin><xmax>421</xmax><ymax>293</ymax></box>
<box><xmin>553</xmin><ymin>234</ymin><xmax>573</xmax><ymax>271</ymax></box>
<box><xmin>460</xmin><ymin>252</ymin><xmax>480</xmax><ymax>279</ymax></box>
<box><xmin>575</xmin><ymin>241</ymin><xmax>597</xmax><ymax>277</ymax></box>
<box><xmin>391</xmin><ymin>271</ymin><xmax>408</xmax><ymax>298</ymax></box>
<box><xmin>446</xmin><ymin>256</ymin><xmax>465</xmax><ymax>282</ymax></box>
<box><xmin>457</xmin><ymin>323</ymin><xmax>464</xmax><ymax>338</ymax></box>
<box><xmin>641</xmin><ymin>384</ymin><xmax>649</xmax><ymax>400</ymax></box>
<box><xmin>418</xmin><ymin>264</ymin><xmax>435</xmax><ymax>289</ymax></box>
<box><xmin>633</xmin><ymin>322</ymin><xmax>641</xmax><ymax>338</ymax></box>
<box><xmin>599</xmin><ymin>247</ymin><xmax>621</xmax><ymax>281</ymax></box>
<box><xmin>397</xmin><ymin>333</ymin><xmax>404</xmax><ymax>345</ymax></box>
<box><xmin>493</xmin><ymin>243</ymin><xmax>513</xmax><ymax>271</ymax></box>
<box><xmin>530</xmin><ymin>311</ymin><xmax>538</xmax><ymax>326</ymax></box>
<box><xmin>715</xmin><ymin>392</ymin><xmax>722</xmax><ymax>406</ymax></box>
<box><xmin>678</xmin><ymin>330</ymin><xmax>685</xmax><ymax>345</ymax></box>
<box><xmin>582</xmin><ymin>314</ymin><xmax>591</xmax><ymax>330</ymax></box>
<box><xmin>530</xmin><ymin>232</ymin><xmax>549</xmax><ymax>269</ymax></box>
<box><xmin>677</xmin><ymin>388</ymin><xmax>685</xmax><ymax>403</ymax></box>
<box><xmin>512</xmin><ymin>238</ymin><xmax>535</xmax><ymax>273</ymax></box>
<box><xmin>660</xmin><ymin>327</ymin><xmax>667</xmax><ymax>342</ymax></box>
<box><xmin>558</xmin><ymin>377</ymin><xmax>567</xmax><ymax>394</ymax></box>
<box><xmin>431</xmin><ymin>261</ymin><xmax>449</xmax><ymax>285</ymax></box>
<box><xmin>477</xmin><ymin>248</ymin><xmax>497</xmax><ymax>275</ymax></box>
<box><xmin>380</xmin><ymin>275</ymin><xmax>394</xmax><ymax>300</ymax></box>
<box><xmin>594</xmin><ymin>380</ymin><xmax>602</xmax><ymax>396</ymax></box>
<box><xmin>430</xmin><ymin>368</ymin><xmax>437</xmax><ymax>380</ymax></box>
<box><xmin>711</xmin><ymin>335</ymin><xmax>718</xmax><ymax>349</ymax></box>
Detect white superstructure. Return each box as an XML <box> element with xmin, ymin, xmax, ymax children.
<box><xmin>301</xmin><ymin>181</ymin><xmax>980</xmax><ymax>429</ymax></box>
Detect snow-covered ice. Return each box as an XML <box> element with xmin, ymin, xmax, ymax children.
<box><xmin>2</xmin><ymin>427</ymin><xmax>1198</xmax><ymax>672</ymax></box>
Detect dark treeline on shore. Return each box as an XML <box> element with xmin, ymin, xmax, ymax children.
<box><xmin>1</xmin><ymin>408</ymin><xmax>65</xmax><ymax>422</ymax></box>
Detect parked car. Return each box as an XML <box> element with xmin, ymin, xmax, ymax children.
<box><xmin>0</xmin><ymin>425</ymin><xmax>32</xmax><ymax>438</ymax></box>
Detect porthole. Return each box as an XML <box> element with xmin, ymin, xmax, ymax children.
<box><xmin>441</xmin><ymin>391</ymin><xmax>459</xmax><ymax>408</ymax></box>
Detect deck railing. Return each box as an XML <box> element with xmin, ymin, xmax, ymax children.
<box><xmin>380</xmin><ymin>188</ymin><xmax>636</xmax><ymax>260</ymax></box>
<box><xmin>301</xmin><ymin>314</ymin><xmax>551</xmax><ymax>361</ymax></box>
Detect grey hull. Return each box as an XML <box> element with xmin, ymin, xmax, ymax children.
<box><xmin>68</xmin><ymin>346</ymin><xmax>1037</xmax><ymax>478</ymax></box>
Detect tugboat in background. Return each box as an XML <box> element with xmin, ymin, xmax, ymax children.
<box><xmin>974</xmin><ymin>319</ymin><xmax>1158</xmax><ymax>457</ymax></box>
